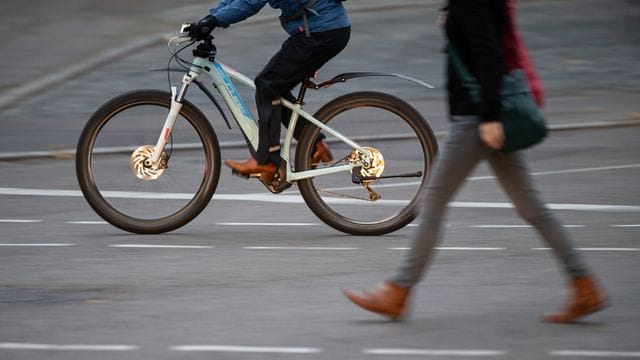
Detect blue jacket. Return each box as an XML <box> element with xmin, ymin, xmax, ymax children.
<box><xmin>210</xmin><ymin>0</ymin><xmax>350</xmax><ymax>36</ymax></box>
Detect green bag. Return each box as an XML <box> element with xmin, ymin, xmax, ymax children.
<box><xmin>448</xmin><ymin>45</ymin><xmax>548</xmax><ymax>153</ymax></box>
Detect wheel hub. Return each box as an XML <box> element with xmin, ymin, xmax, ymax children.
<box><xmin>130</xmin><ymin>145</ymin><xmax>168</xmax><ymax>181</ymax></box>
<box><xmin>350</xmin><ymin>146</ymin><xmax>385</xmax><ymax>179</ymax></box>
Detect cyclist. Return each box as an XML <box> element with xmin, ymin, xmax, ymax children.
<box><xmin>188</xmin><ymin>0</ymin><xmax>351</xmax><ymax>182</ymax></box>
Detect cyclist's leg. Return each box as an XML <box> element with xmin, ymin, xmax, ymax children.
<box><xmin>253</xmin><ymin>27</ymin><xmax>351</xmax><ymax>165</ymax></box>
<box><xmin>254</xmin><ymin>34</ymin><xmax>315</xmax><ymax>165</ymax></box>
<box><xmin>281</xmin><ymin>27</ymin><xmax>351</xmax><ymax>143</ymax></box>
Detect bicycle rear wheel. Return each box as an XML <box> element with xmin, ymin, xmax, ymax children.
<box><xmin>296</xmin><ymin>91</ymin><xmax>438</xmax><ymax>235</ymax></box>
<box><xmin>76</xmin><ymin>90</ymin><xmax>220</xmax><ymax>234</ymax></box>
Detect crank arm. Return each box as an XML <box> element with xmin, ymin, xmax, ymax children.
<box><xmin>356</xmin><ymin>171</ymin><xmax>423</xmax><ymax>183</ymax></box>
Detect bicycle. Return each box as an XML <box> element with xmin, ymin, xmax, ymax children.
<box><xmin>76</xmin><ymin>26</ymin><xmax>438</xmax><ymax>236</ymax></box>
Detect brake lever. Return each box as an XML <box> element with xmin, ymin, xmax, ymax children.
<box><xmin>180</xmin><ymin>23</ymin><xmax>193</xmax><ymax>34</ymax></box>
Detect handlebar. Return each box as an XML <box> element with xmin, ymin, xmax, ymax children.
<box><xmin>179</xmin><ymin>23</ymin><xmax>217</xmax><ymax>61</ymax></box>
<box><xmin>192</xmin><ymin>36</ymin><xmax>217</xmax><ymax>61</ymax></box>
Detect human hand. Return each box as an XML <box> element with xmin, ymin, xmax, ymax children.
<box><xmin>479</xmin><ymin>121</ymin><xmax>504</xmax><ymax>150</ymax></box>
<box><xmin>187</xmin><ymin>15</ymin><xmax>217</xmax><ymax>40</ymax></box>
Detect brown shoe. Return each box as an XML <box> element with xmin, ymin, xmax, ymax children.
<box><xmin>343</xmin><ymin>282</ymin><xmax>410</xmax><ymax>320</ymax></box>
<box><xmin>544</xmin><ymin>275</ymin><xmax>608</xmax><ymax>323</ymax></box>
<box><xmin>225</xmin><ymin>157</ymin><xmax>277</xmax><ymax>182</ymax></box>
<box><xmin>311</xmin><ymin>141</ymin><xmax>333</xmax><ymax>167</ymax></box>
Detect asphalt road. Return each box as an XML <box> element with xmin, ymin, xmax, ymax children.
<box><xmin>1</xmin><ymin>1</ymin><xmax>639</xmax><ymax>359</ymax></box>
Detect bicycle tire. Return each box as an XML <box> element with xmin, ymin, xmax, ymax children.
<box><xmin>76</xmin><ymin>90</ymin><xmax>220</xmax><ymax>234</ymax></box>
<box><xmin>295</xmin><ymin>91</ymin><xmax>438</xmax><ymax>235</ymax></box>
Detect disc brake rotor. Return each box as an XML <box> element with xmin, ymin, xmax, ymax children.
<box><xmin>130</xmin><ymin>145</ymin><xmax>168</xmax><ymax>181</ymax></box>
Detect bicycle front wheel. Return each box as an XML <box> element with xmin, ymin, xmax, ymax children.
<box><xmin>296</xmin><ymin>91</ymin><xmax>438</xmax><ymax>235</ymax></box>
<box><xmin>76</xmin><ymin>90</ymin><xmax>220</xmax><ymax>234</ymax></box>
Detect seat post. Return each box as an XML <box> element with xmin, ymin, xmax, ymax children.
<box><xmin>296</xmin><ymin>74</ymin><xmax>318</xmax><ymax>104</ymax></box>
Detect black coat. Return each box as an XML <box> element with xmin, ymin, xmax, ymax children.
<box><xmin>445</xmin><ymin>0</ymin><xmax>507</xmax><ymax>122</ymax></box>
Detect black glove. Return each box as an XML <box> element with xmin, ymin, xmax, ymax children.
<box><xmin>188</xmin><ymin>15</ymin><xmax>217</xmax><ymax>40</ymax></box>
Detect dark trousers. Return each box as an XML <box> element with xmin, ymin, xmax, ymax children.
<box><xmin>253</xmin><ymin>27</ymin><xmax>351</xmax><ymax>164</ymax></box>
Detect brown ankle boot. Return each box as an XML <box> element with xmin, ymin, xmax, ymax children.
<box><xmin>544</xmin><ymin>275</ymin><xmax>608</xmax><ymax>323</ymax></box>
<box><xmin>343</xmin><ymin>282</ymin><xmax>410</xmax><ymax>320</ymax></box>
<box><xmin>225</xmin><ymin>157</ymin><xmax>277</xmax><ymax>182</ymax></box>
<box><xmin>311</xmin><ymin>141</ymin><xmax>333</xmax><ymax>167</ymax></box>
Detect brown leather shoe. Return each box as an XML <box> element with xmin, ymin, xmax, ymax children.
<box><xmin>343</xmin><ymin>282</ymin><xmax>410</xmax><ymax>320</ymax></box>
<box><xmin>311</xmin><ymin>141</ymin><xmax>333</xmax><ymax>167</ymax></box>
<box><xmin>225</xmin><ymin>157</ymin><xmax>277</xmax><ymax>182</ymax></box>
<box><xmin>544</xmin><ymin>275</ymin><xmax>608</xmax><ymax>323</ymax></box>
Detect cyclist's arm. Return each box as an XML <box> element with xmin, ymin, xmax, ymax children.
<box><xmin>210</xmin><ymin>0</ymin><xmax>268</xmax><ymax>28</ymax></box>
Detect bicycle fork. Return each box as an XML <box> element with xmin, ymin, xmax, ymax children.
<box><xmin>146</xmin><ymin>72</ymin><xmax>197</xmax><ymax>166</ymax></box>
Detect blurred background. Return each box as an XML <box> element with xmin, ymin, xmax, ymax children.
<box><xmin>1</xmin><ymin>0</ymin><xmax>639</xmax><ymax>154</ymax></box>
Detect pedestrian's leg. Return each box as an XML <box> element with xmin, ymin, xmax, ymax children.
<box><xmin>487</xmin><ymin>151</ymin><xmax>589</xmax><ymax>277</ymax></box>
<box><xmin>488</xmin><ymin>151</ymin><xmax>607</xmax><ymax>322</ymax></box>
<box><xmin>343</xmin><ymin>117</ymin><xmax>490</xmax><ymax>319</ymax></box>
<box><xmin>392</xmin><ymin>117</ymin><xmax>491</xmax><ymax>287</ymax></box>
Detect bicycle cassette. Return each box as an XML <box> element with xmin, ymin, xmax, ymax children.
<box><xmin>349</xmin><ymin>146</ymin><xmax>385</xmax><ymax>180</ymax></box>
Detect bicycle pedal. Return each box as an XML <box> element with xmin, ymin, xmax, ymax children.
<box><xmin>259</xmin><ymin>163</ymin><xmax>291</xmax><ymax>194</ymax></box>
<box><xmin>230</xmin><ymin>169</ymin><xmax>250</xmax><ymax>179</ymax></box>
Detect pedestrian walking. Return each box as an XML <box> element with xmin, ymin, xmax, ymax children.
<box><xmin>342</xmin><ymin>0</ymin><xmax>608</xmax><ymax>323</ymax></box>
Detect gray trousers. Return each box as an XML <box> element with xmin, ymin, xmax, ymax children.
<box><xmin>392</xmin><ymin>116</ymin><xmax>589</xmax><ymax>288</ymax></box>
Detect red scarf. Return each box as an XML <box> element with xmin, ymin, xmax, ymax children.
<box><xmin>503</xmin><ymin>0</ymin><xmax>545</xmax><ymax>108</ymax></box>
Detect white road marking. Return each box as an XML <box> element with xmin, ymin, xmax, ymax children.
<box><xmin>67</xmin><ymin>221</ymin><xmax>108</xmax><ymax>224</ymax></box>
<box><xmin>1</xmin><ymin>187</ymin><xmax>640</xmax><ymax>212</ymax></box>
<box><xmin>472</xmin><ymin>224</ymin><xmax>533</xmax><ymax>228</ymax></box>
<box><xmin>109</xmin><ymin>244</ymin><xmax>213</xmax><ymax>249</ymax></box>
<box><xmin>170</xmin><ymin>345</ymin><xmax>321</xmax><ymax>354</ymax></box>
<box><xmin>390</xmin><ymin>247</ymin><xmax>506</xmax><ymax>251</ymax></box>
<box><xmin>0</xmin><ymin>343</ymin><xmax>137</xmax><ymax>351</ymax></box>
<box><xmin>217</xmin><ymin>222</ymin><xmax>319</xmax><ymax>226</ymax></box>
<box><xmin>535</xmin><ymin>247</ymin><xmax>639</xmax><ymax>252</ymax></box>
<box><xmin>551</xmin><ymin>350</ymin><xmax>640</xmax><ymax>357</ymax></box>
<box><xmin>467</xmin><ymin>164</ymin><xmax>640</xmax><ymax>181</ymax></box>
<box><xmin>244</xmin><ymin>246</ymin><xmax>359</xmax><ymax>251</ymax></box>
<box><xmin>612</xmin><ymin>224</ymin><xmax>640</xmax><ymax>227</ymax></box>
<box><xmin>471</xmin><ymin>224</ymin><xmax>585</xmax><ymax>228</ymax></box>
<box><xmin>450</xmin><ymin>201</ymin><xmax>640</xmax><ymax>212</ymax></box>
<box><xmin>0</xmin><ymin>187</ymin><xmax>83</xmax><ymax>197</ymax></box>
<box><xmin>0</xmin><ymin>219</ymin><xmax>42</xmax><ymax>223</ymax></box>
<box><xmin>362</xmin><ymin>348</ymin><xmax>507</xmax><ymax>356</ymax></box>
<box><xmin>531</xmin><ymin>163</ymin><xmax>640</xmax><ymax>176</ymax></box>
<box><xmin>324</xmin><ymin>163</ymin><xmax>640</xmax><ymax>191</ymax></box>
<box><xmin>0</xmin><ymin>243</ymin><xmax>74</xmax><ymax>247</ymax></box>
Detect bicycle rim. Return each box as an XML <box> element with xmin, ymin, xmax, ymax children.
<box><xmin>296</xmin><ymin>92</ymin><xmax>437</xmax><ymax>235</ymax></box>
<box><xmin>76</xmin><ymin>90</ymin><xmax>220</xmax><ymax>234</ymax></box>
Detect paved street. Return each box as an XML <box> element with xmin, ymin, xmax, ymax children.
<box><xmin>1</xmin><ymin>1</ymin><xmax>639</xmax><ymax>359</ymax></box>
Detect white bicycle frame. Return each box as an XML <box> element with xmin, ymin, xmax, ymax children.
<box><xmin>149</xmin><ymin>56</ymin><xmax>367</xmax><ymax>183</ymax></box>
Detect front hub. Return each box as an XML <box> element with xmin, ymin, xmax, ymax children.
<box><xmin>130</xmin><ymin>145</ymin><xmax>168</xmax><ymax>181</ymax></box>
